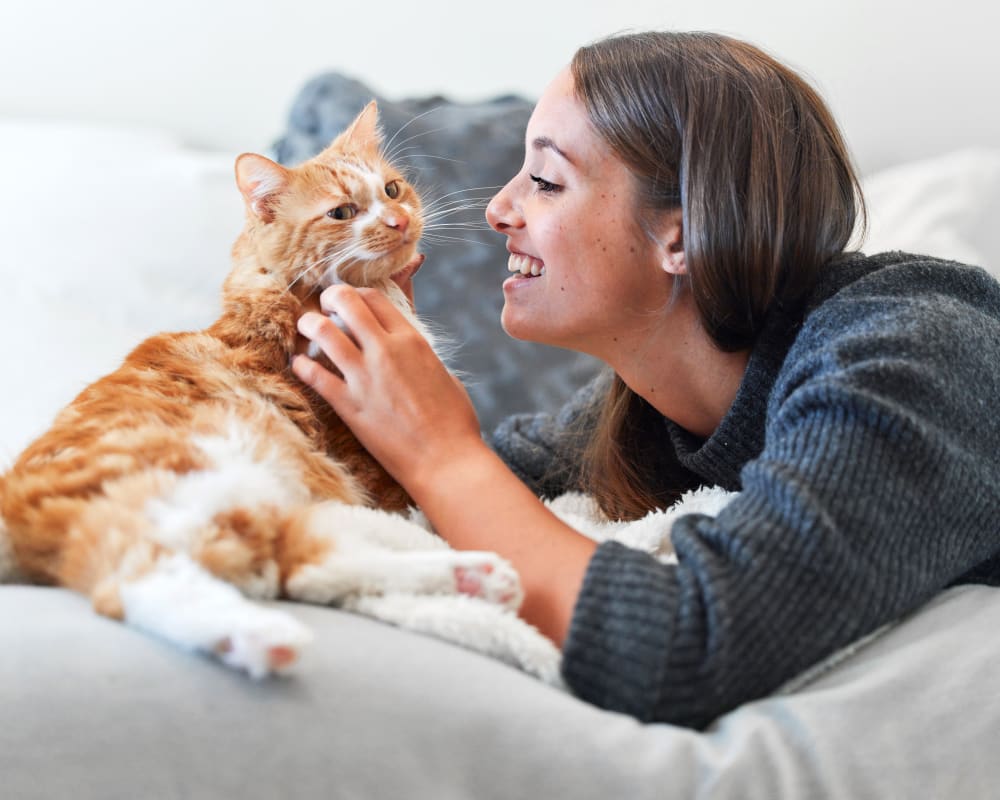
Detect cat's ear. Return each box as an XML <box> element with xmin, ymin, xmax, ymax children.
<box><xmin>235</xmin><ymin>153</ymin><xmax>290</xmax><ymax>223</ymax></box>
<box><xmin>328</xmin><ymin>101</ymin><xmax>383</xmax><ymax>158</ymax></box>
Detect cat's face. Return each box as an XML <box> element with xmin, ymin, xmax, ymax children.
<box><xmin>234</xmin><ymin>102</ymin><xmax>422</xmax><ymax>293</ymax></box>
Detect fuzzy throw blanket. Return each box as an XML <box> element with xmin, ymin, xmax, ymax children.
<box><xmin>0</xmin><ymin>487</ymin><xmax>735</xmax><ymax>686</ymax></box>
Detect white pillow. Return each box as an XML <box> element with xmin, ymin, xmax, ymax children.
<box><xmin>859</xmin><ymin>148</ymin><xmax>1000</xmax><ymax>278</ymax></box>
<box><xmin>0</xmin><ymin>120</ymin><xmax>246</xmax><ymax>463</ymax></box>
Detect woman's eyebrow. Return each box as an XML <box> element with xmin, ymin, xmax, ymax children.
<box><xmin>532</xmin><ymin>136</ymin><xmax>573</xmax><ymax>164</ymax></box>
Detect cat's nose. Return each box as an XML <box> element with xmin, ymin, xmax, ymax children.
<box><xmin>384</xmin><ymin>214</ymin><xmax>409</xmax><ymax>233</ymax></box>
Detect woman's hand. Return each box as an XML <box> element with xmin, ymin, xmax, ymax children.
<box><xmin>292</xmin><ymin>282</ymin><xmax>484</xmax><ymax>494</ymax></box>
<box><xmin>292</xmin><ymin>277</ymin><xmax>597</xmax><ymax>648</ymax></box>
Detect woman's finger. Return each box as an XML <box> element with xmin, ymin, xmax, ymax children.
<box><xmin>354</xmin><ymin>286</ymin><xmax>413</xmax><ymax>333</ymax></box>
<box><xmin>297</xmin><ymin>311</ymin><xmax>362</xmax><ymax>371</ymax></box>
<box><xmin>291</xmin><ymin>353</ymin><xmax>353</xmax><ymax>413</ymax></box>
<box><xmin>318</xmin><ymin>284</ymin><xmax>393</xmax><ymax>346</ymax></box>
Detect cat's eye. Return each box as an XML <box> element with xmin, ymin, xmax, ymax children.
<box><xmin>385</xmin><ymin>180</ymin><xmax>401</xmax><ymax>199</ymax></box>
<box><xmin>328</xmin><ymin>205</ymin><xmax>357</xmax><ymax>221</ymax></box>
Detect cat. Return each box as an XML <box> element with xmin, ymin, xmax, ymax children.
<box><xmin>0</xmin><ymin>102</ymin><xmax>527</xmax><ymax>678</ymax></box>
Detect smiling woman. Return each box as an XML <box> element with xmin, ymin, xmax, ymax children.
<box><xmin>293</xmin><ymin>30</ymin><xmax>1000</xmax><ymax>730</ymax></box>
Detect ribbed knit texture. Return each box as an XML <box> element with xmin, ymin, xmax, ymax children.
<box><xmin>491</xmin><ymin>252</ymin><xmax>1000</xmax><ymax>729</ymax></box>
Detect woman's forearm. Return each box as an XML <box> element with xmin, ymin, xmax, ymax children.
<box><xmin>407</xmin><ymin>440</ymin><xmax>596</xmax><ymax>648</ymax></box>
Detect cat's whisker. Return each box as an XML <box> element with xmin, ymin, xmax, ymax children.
<box><xmin>312</xmin><ymin>244</ymin><xmax>367</xmax><ymax>280</ymax></box>
<box><xmin>420</xmin><ymin>233</ymin><xmax>492</xmax><ymax>247</ymax></box>
<box><xmin>319</xmin><ymin>241</ymin><xmax>386</xmax><ymax>286</ymax></box>
<box><xmin>384</xmin><ymin>126</ymin><xmax>449</xmax><ymax>161</ymax></box>
<box><xmin>428</xmin><ymin>184</ymin><xmax>506</xmax><ymax>202</ymax></box>
<box><xmin>285</xmin><ymin>259</ymin><xmax>325</xmax><ymax>295</ymax></box>
<box><xmin>382</xmin><ymin>106</ymin><xmax>443</xmax><ymax>157</ymax></box>
<box><xmin>421</xmin><ymin>206</ymin><xmax>492</xmax><ymax>224</ymax></box>
<box><xmin>395</xmin><ymin>154</ymin><xmax>467</xmax><ymax>166</ymax></box>
<box><xmin>423</xmin><ymin>228</ymin><xmax>492</xmax><ymax>237</ymax></box>
<box><xmin>382</xmin><ymin>144</ymin><xmax>425</xmax><ymax>160</ymax></box>
<box><xmin>383</xmin><ymin>125</ymin><xmax>449</xmax><ymax>164</ymax></box>
<box><xmin>422</xmin><ymin>191</ymin><xmax>497</xmax><ymax>207</ymax></box>
<box><xmin>422</xmin><ymin>196</ymin><xmax>494</xmax><ymax>212</ymax></box>
<box><xmin>422</xmin><ymin>190</ymin><xmax>501</xmax><ymax>205</ymax></box>
<box><xmin>285</xmin><ymin>242</ymin><xmax>367</xmax><ymax>295</ymax></box>
<box><xmin>422</xmin><ymin>216</ymin><xmax>488</xmax><ymax>228</ymax></box>
<box><xmin>422</xmin><ymin>201</ymin><xmax>491</xmax><ymax>215</ymax></box>
<box><xmin>286</xmin><ymin>248</ymin><xmax>347</xmax><ymax>291</ymax></box>
<box><xmin>421</xmin><ymin>196</ymin><xmax>494</xmax><ymax>213</ymax></box>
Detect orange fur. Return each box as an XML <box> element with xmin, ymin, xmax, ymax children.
<box><xmin>1</xmin><ymin>102</ymin><xmax>423</xmax><ymax>621</ymax></box>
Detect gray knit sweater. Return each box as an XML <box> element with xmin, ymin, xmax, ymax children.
<box><xmin>491</xmin><ymin>251</ymin><xmax>1000</xmax><ymax>729</ymax></box>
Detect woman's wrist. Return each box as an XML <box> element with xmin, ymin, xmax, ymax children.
<box><xmin>404</xmin><ymin>435</ymin><xmax>498</xmax><ymax>511</ymax></box>
<box><xmin>403</xmin><ymin>437</ymin><xmax>597</xmax><ymax>647</ymax></box>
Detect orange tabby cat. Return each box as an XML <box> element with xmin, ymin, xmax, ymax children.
<box><xmin>0</xmin><ymin>103</ymin><xmax>521</xmax><ymax>677</ymax></box>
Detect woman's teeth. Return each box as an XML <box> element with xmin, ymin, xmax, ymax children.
<box><xmin>508</xmin><ymin>253</ymin><xmax>545</xmax><ymax>277</ymax></box>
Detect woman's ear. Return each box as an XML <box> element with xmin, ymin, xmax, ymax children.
<box><xmin>658</xmin><ymin>209</ymin><xmax>687</xmax><ymax>276</ymax></box>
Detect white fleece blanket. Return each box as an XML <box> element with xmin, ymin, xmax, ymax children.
<box><xmin>0</xmin><ymin>486</ymin><xmax>734</xmax><ymax>687</ymax></box>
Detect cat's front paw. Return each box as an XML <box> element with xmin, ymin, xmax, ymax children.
<box><xmin>213</xmin><ymin>606</ymin><xmax>314</xmax><ymax>678</ymax></box>
<box><xmin>453</xmin><ymin>554</ymin><xmax>523</xmax><ymax>611</ymax></box>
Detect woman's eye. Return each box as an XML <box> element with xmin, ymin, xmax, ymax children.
<box><xmin>529</xmin><ymin>174</ymin><xmax>560</xmax><ymax>193</ymax></box>
<box><xmin>327</xmin><ymin>204</ymin><xmax>357</xmax><ymax>220</ymax></box>
<box><xmin>385</xmin><ymin>180</ymin><xmax>401</xmax><ymax>199</ymax></box>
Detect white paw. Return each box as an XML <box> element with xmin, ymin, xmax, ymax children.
<box><xmin>120</xmin><ymin>554</ymin><xmax>314</xmax><ymax>678</ymax></box>
<box><xmin>213</xmin><ymin>605</ymin><xmax>314</xmax><ymax>679</ymax></box>
<box><xmin>453</xmin><ymin>554</ymin><xmax>523</xmax><ymax>611</ymax></box>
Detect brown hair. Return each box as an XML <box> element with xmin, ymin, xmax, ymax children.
<box><xmin>570</xmin><ymin>31</ymin><xmax>866</xmax><ymax>520</ymax></box>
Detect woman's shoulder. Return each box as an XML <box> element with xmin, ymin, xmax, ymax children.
<box><xmin>776</xmin><ymin>250</ymin><xmax>1000</xmax><ymax>394</ymax></box>
<box><xmin>808</xmin><ymin>250</ymin><xmax>1000</xmax><ymax>315</ymax></box>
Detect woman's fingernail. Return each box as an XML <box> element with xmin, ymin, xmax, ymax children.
<box><xmin>291</xmin><ymin>354</ymin><xmax>311</xmax><ymax>378</ymax></box>
<box><xmin>298</xmin><ymin>313</ymin><xmax>319</xmax><ymax>338</ymax></box>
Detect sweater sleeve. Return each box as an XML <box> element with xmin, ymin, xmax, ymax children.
<box><xmin>489</xmin><ymin>371</ymin><xmax>610</xmax><ymax>498</ymax></box>
<box><xmin>562</xmin><ymin>266</ymin><xmax>1000</xmax><ymax>728</ymax></box>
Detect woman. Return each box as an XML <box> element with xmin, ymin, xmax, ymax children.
<box><xmin>293</xmin><ymin>31</ymin><xmax>1000</xmax><ymax>729</ymax></box>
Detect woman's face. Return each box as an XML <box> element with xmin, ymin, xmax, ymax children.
<box><xmin>485</xmin><ymin>68</ymin><xmax>675</xmax><ymax>360</ymax></box>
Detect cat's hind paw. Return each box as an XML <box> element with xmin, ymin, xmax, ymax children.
<box><xmin>120</xmin><ymin>553</ymin><xmax>314</xmax><ymax>679</ymax></box>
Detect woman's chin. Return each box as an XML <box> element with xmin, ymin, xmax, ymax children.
<box><xmin>500</xmin><ymin>311</ymin><xmax>556</xmax><ymax>347</ymax></box>
<box><xmin>499</xmin><ymin>310</ymin><xmax>530</xmax><ymax>341</ymax></box>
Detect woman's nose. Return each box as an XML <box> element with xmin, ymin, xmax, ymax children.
<box><xmin>485</xmin><ymin>178</ymin><xmax>523</xmax><ymax>233</ymax></box>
